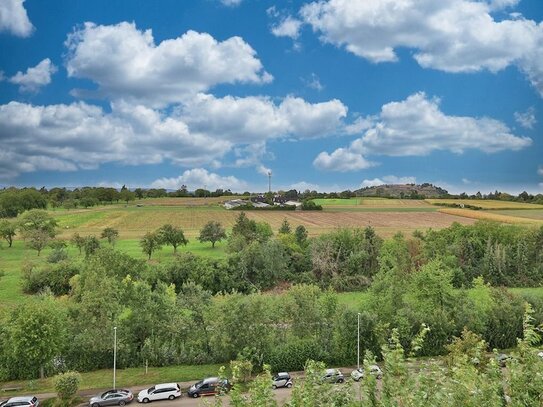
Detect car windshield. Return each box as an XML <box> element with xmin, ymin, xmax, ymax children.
<box><xmin>147</xmin><ymin>387</ymin><xmax>155</xmax><ymax>393</ymax></box>
<box><xmin>194</xmin><ymin>381</ymin><xmax>203</xmax><ymax>387</ymax></box>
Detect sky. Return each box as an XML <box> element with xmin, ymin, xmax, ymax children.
<box><xmin>0</xmin><ymin>0</ymin><xmax>542</xmax><ymax>194</ymax></box>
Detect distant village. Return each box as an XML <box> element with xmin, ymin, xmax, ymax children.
<box><xmin>223</xmin><ymin>194</ymin><xmax>302</xmax><ymax>210</ymax></box>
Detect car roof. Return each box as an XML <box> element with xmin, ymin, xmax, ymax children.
<box><xmin>203</xmin><ymin>377</ymin><xmax>219</xmax><ymax>383</ymax></box>
<box><xmin>277</xmin><ymin>372</ymin><xmax>289</xmax><ymax>376</ymax></box>
<box><xmin>7</xmin><ymin>398</ymin><xmax>35</xmax><ymax>403</ymax></box>
<box><xmin>325</xmin><ymin>368</ymin><xmax>337</xmax><ymax>373</ymax></box>
<box><xmin>155</xmin><ymin>383</ymin><xmax>177</xmax><ymax>389</ymax></box>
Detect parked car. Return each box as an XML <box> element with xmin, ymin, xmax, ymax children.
<box><xmin>272</xmin><ymin>372</ymin><xmax>292</xmax><ymax>389</ymax></box>
<box><xmin>137</xmin><ymin>384</ymin><xmax>181</xmax><ymax>403</ymax></box>
<box><xmin>321</xmin><ymin>369</ymin><xmax>344</xmax><ymax>384</ymax></box>
<box><xmin>2</xmin><ymin>397</ymin><xmax>39</xmax><ymax>407</ymax></box>
<box><xmin>351</xmin><ymin>365</ymin><xmax>383</xmax><ymax>382</ymax></box>
<box><xmin>89</xmin><ymin>389</ymin><xmax>134</xmax><ymax>407</ymax></box>
<box><xmin>1</xmin><ymin>400</ymin><xmax>8</xmax><ymax>407</ymax></box>
<box><xmin>187</xmin><ymin>377</ymin><xmax>230</xmax><ymax>398</ymax></box>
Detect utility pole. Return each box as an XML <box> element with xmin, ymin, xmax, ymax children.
<box><xmin>357</xmin><ymin>313</ymin><xmax>361</xmax><ymax>369</ymax></box>
<box><xmin>267</xmin><ymin>171</ymin><xmax>272</xmax><ymax>193</ymax></box>
<box><xmin>113</xmin><ymin>326</ymin><xmax>117</xmax><ymax>390</ymax></box>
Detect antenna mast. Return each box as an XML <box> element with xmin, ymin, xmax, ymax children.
<box><xmin>267</xmin><ymin>171</ymin><xmax>272</xmax><ymax>193</ymax></box>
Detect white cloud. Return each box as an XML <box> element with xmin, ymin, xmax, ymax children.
<box><xmin>0</xmin><ymin>0</ymin><xmax>33</xmax><ymax>37</ymax></box>
<box><xmin>65</xmin><ymin>22</ymin><xmax>272</xmax><ymax>106</ymax></box>
<box><xmin>220</xmin><ymin>0</ymin><xmax>242</xmax><ymax>6</ymax></box>
<box><xmin>313</xmin><ymin>148</ymin><xmax>375</xmax><ymax>172</ymax></box>
<box><xmin>314</xmin><ymin>92</ymin><xmax>531</xmax><ymax>172</ymax></box>
<box><xmin>514</xmin><ymin>107</ymin><xmax>537</xmax><ymax>129</ymax></box>
<box><xmin>302</xmin><ymin>73</ymin><xmax>324</xmax><ymax>91</ymax></box>
<box><xmin>271</xmin><ymin>16</ymin><xmax>303</xmax><ymax>39</ymax></box>
<box><xmin>289</xmin><ymin>181</ymin><xmax>321</xmax><ymax>191</ymax></box>
<box><xmin>462</xmin><ymin>178</ymin><xmax>472</xmax><ymax>184</ymax></box>
<box><xmin>300</xmin><ymin>0</ymin><xmax>543</xmax><ymax>96</ymax></box>
<box><xmin>8</xmin><ymin>58</ymin><xmax>57</xmax><ymax>93</ymax></box>
<box><xmin>0</xmin><ymin>101</ymin><xmax>230</xmax><ymax>179</ymax></box>
<box><xmin>360</xmin><ymin>175</ymin><xmax>416</xmax><ymax>188</ymax></box>
<box><xmin>180</xmin><ymin>93</ymin><xmax>348</xmax><ymax>143</ymax></box>
<box><xmin>257</xmin><ymin>165</ymin><xmax>272</xmax><ymax>176</ymax></box>
<box><xmin>151</xmin><ymin>168</ymin><xmax>247</xmax><ymax>191</ymax></box>
<box><xmin>538</xmin><ymin>166</ymin><xmax>543</xmax><ymax>177</ymax></box>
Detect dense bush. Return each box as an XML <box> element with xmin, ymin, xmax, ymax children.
<box><xmin>54</xmin><ymin>371</ymin><xmax>81</xmax><ymax>401</ymax></box>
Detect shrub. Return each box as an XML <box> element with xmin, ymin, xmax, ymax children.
<box><xmin>54</xmin><ymin>371</ymin><xmax>81</xmax><ymax>401</ymax></box>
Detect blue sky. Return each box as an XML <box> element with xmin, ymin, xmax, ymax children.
<box><xmin>0</xmin><ymin>0</ymin><xmax>542</xmax><ymax>194</ymax></box>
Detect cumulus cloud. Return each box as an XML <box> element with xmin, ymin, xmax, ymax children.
<box><xmin>314</xmin><ymin>92</ymin><xmax>531</xmax><ymax>172</ymax></box>
<box><xmin>0</xmin><ymin>0</ymin><xmax>33</xmax><ymax>37</ymax></box>
<box><xmin>180</xmin><ymin>93</ymin><xmax>348</xmax><ymax>143</ymax></box>
<box><xmin>514</xmin><ymin>107</ymin><xmax>537</xmax><ymax>129</ymax></box>
<box><xmin>313</xmin><ymin>148</ymin><xmax>375</xmax><ymax>172</ymax></box>
<box><xmin>302</xmin><ymin>73</ymin><xmax>324</xmax><ymax>91</ymax></box>
<box><xmin>271</xmin><ymin>16</ymin><xmax>303</xmax><ymax>39</ymax></box>
<box><xmin>289</xmin><ymin>181</ymin><xmax>321</xmax><ymax>191</ymax></box>
<box><xmin>0</xmin><ymin>101</ymin><xmax>230</xmax><ymax>179</ymax></box>
<box><xmin>65</xmin><ymin>22</ymin><xmax>272</xmax><ymax>106</ymax></box>
<box><xmin>151</xmin><ymin>168</ymin><xmax>247</xmax><ymax>191</ymax></box>
<box><xmin>300</xmin><ymin>0</ymin><xmax>543</xmax><ymax>96</ymax></box>
<box><xmin>8</xmin><ymin>58</ymin><xmax>57</xmax><ymax>93</ymax></box>
<box><xmin>360</xmin><ymin>176</ymin><xmax>416</xmax><ymax>188</ymax></box>
<box><xmin>257</xmin><ymin>165</ymin><xmax>272</xmax><ymax>176</ymax></box>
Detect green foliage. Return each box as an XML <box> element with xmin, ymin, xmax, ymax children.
<box><xmin>18</xmin><ymin>209</ymin><xmax>58</xmax><ymax>238</ymax></box>
<box><xmin>83</xmin><ymin>235</ymin><xmax>101</xmax><ymax>258</ymax></box>
<box><xmin>198</xmin><ymin>221</ymin><xmax>227</xmax><ymax>248</ymax></box>
<box><xmin>278</xmin><ymin>218</ymin><xmax>291</xmax><ymax>234</ymax></box>
<box><xmin>70</xmin><ymin>233</ymin><xmax>85</xmax><ymax>255</ymax></box>
<box><xmin>301</xmin><ymin>200</ymin><xmax>323</xmax><ymax>210</ymax></box>
<box><xmin>140</xmin><ymin>231</ymin><xmax>163</xmax><ymax>259</ymax></box>
<box><xmin>157</xmin><ymin>224</ymin><xmax>188</xmax><ymax>253</ymax></box>
<box><xmin>294</xmin><ymin>225</ymin><xmax>308</xmax><ymax>245</ymax></box>
<box><xmin>54</xmin><ymin>371</ymin><xmax>81</xmax><ymax>401</ymax></box>
<box><xmin>0</xmin><ymin>218</ymin><xmax>17</xmax><ymax>247</ymax></box>
<box><xmin>0</xmin><ymin>188</ymin><xmax>47</xmax><ymax>218</ymax></box>
<box><xmin>100</xmin><ymin>227</ymin><xmax>119</xmax><ymax>246</ymax></box>
<box><xmin>26</xmin><ymin>229</ymin><xmax>52</xmax><ymax>256</ymax></box>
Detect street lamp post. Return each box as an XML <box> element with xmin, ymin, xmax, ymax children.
<box><xmin>113</xmin><ymin>326</ymin><xmax>117</xmax><ymax>390</ymax></box>
<box><xmin>357</xmin><ymin>313</ymin><xmax>361</xmax><ymax>369</ymax></box>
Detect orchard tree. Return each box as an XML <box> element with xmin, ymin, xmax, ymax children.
<box><xmin>157</xmin><ymin>224</ymin><xmax>187</xmax><ymax>253</ymax></box>
<box><xmin>0</xmin><ymin>219</ymin><xmax>17</xmax><ymax>247</ymax></box>
<box><xmin>26</xmin><ymin>230</ymin><xmax>51</xmax><ymax>256</ymax></box>
<box><xmin>70</xmin><ymin>233</ymin><xmax>85</xmax><ymax>254</ymax></box>
<box><xmin>140</xmin><ymin>232</ymin><xmax>162</xmax><ymax>260</ymax></box>
<box><xmin>119</xmin><ymin>187</ymin><xmax>136</xmax><ymax>205</ymax></box>
<box><xmin>198</xmin><ymin>221</ymin><xmax>227</xmax><ymax>248</ymax></box>
<box><xmin>18</xmin><ymin>209</ymin><xmax>58</xmax><ymax>238</ymax></box>
<box><xmin>101</xmin><ymin>227</ymin><xmax>119</xmax><ymax>246</ymax></box>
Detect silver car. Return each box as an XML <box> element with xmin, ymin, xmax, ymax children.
<box><xmin>322</xmin><ymin>368</ymin><xmax>344</xmax><ymax>384</ymax></box>
<box><xmin>351</xmin><ymin>365</ymin><xmax>383</xmax><ymax>381</ymax></box>
<box><xmin>272</xmin><ymin>372</ymin><xmax>292</xmax><ymax>389</ymax></box>
<box><xmin>2</xmin><ymin>397</ymin><xmax>39</xmax><ymax>407</ymax></box>
<box><xmin>89</xmin><ymin>390</ymin><xmax>134</xmax><ymax>407</ymax></box>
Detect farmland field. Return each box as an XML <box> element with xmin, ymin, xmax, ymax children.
<box><xmin>494</xmin><ymin>209</ymin><xmax>543</xmax><ymax>221</ymax></box>
<box><xmin>426</xmin><ymin>199</ymin><xmax>543</xmax><ymax>210</ymax></box>
<box><xmin>313</xmin><ymin>198</ymin><xmax>436</xmax><ymax>211</ymax></box>
<box><xmin>437</xmin><ymin>208</ymin><xmax>543</xmax><ymax>225</ymax></box>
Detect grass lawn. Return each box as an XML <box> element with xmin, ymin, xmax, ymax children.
<box><xmin>0</xmin><ymin>363</ymin><xmax>225</xmax><ymax>396</ymax></box>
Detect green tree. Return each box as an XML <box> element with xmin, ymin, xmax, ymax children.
<box><xmin>198</xmin><ymin>221</ymin><xmax>227</xmax><ymax>248</ymax></box>
<box><xmin>54</xmin><ymin>371</ymin><xmax>81</xmax><ymax>402</ymax></box>
<box><xmin>18</xmin><ymin>209</ymin><xmax>58</xmax><ymax>238</ymax></box>
<box><xmin>157</xmin><ymin>224</ymin><xmax>188</xmax><ymax>253</ymax></box>
<box><xmin>140</xmin><ymin>232</ymin><xmax>162</xmax><ymax>259</ymax></box>
<box><xmin>279</xmin><ymin>218</ymin><xmax>292</xmax><ymax>234</ymax></box>
<box><xmin>83</xmin><ymin>235</ymin><xmax>101</xmax><ymax>258</ymax></box>
<box><xmin>294</xmin><ymin>225</ymin><xmax>308</xmax><ymax>245</ymax></box>
<box><xmin>0</xmin><ymin>218</ymin><xmax>17</xmax><ymax>247</ymax></box>
<box><xmin>26</xmin><ymin>229</ymin><xmax>51</xmax><ymax>256</ymax></box>
<box><xmin>119</xmin><ymin>189</ymin><xmax>136</xmax><ymax>205</ymax></box>
<box><xmin>3</xmin><ymin>297</ymin><xmax>66</xmax><ymax>379</ymax></box>
<box><xmin>70</xmin><ymin>233</ymin><xmax>85</xmax><ymax>255</ymax></box>
<box><xmin>101</xmin><ymin>227</ymin><xmax>119</xmax><ymax>246</ymax></box>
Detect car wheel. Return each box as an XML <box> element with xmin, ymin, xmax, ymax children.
<box><xmin>191</xmin><ymin>393</ymin><xmax>199</xmax><ymax>398</ymax></box>
<box><xmin>354</xmin><ymin>377</ymin><xmax>360</xmax><ymax>382</ymax></box>
<box><xmin>286</xmin><ymin>383</ymin><xmax>292</xmax><ymax>388</ymax></box>
<box><xmin>142</xmin><ymin>399</ymin><xmax>149</xmax><ymax>404</ymax></box>
<box><xmin>337</xmin><ymin>378</ymin><xmax>344</xmax><ymax>383</ymax></box>
<box><xmin>168</xmin><ymin>395</ymin><xmax>175</xmax><ymax>400</ymax></box>
<box><xmin>119</xmin><ymin>401</ymin><xmax>126</xmax><ymax>406</ymax></box>
<box><xmin>92</xmin><ymin>403</ymin><xmax>100</xmax><ymax>407</ymax></box>
<box><xmin>272</xmin><ymin>385</ymin><xmax>277</xmax><ymax>390</ymax></box>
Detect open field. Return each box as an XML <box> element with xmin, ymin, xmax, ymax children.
<box><xmin>437</xmin><ymin>208</ymin><xmax>543</xmax><ymax>225</ymax></box>
<box><xmin>313</xmin><ymin>198</ymin><xmax>436</xmax><ymax>211</ymax></box>
<box><xmin>426</xmin><ymin>199</ymin><xmax>543</xmax><ymax>210</ymax></box>
<box><xmin>494</xmin><ymin>209</ymin><xmax>543</xmax><ymax>221</ymax></box>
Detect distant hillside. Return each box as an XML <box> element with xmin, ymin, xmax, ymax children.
<box><xmin>354</xmin><ymin>183</ymin><xmax>448</xmax><ymax>198</ymax></box>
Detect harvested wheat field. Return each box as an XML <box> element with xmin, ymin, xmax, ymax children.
<box><xmin>55</xmin><ymin>205</ymin><xmax>476</xmax><ymax>239</ymax></box>
<box><xmin>426</xmin><ymin>199</ymin><xmax>543</xmax><ymax>210</ymax></box>
<box><xmin>438</xmin><ymin>208</ymin><xmax>543</xmax><ymax>225</ymax></box>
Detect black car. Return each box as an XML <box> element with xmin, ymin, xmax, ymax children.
<box><xmin>187</xmin><ymin>378</ymin><xmax>230</xmax><ymax>398</ymax></box>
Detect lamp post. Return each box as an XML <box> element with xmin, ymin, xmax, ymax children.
<box><xmin>357</xmin><ymin>313</ymin><xmax>361</xmax><ymax>369</ymax></box>
<box><xmin>113</xmin><ymin>326</ymin><xmax>117</xmax><ymax>390</ymax></box>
